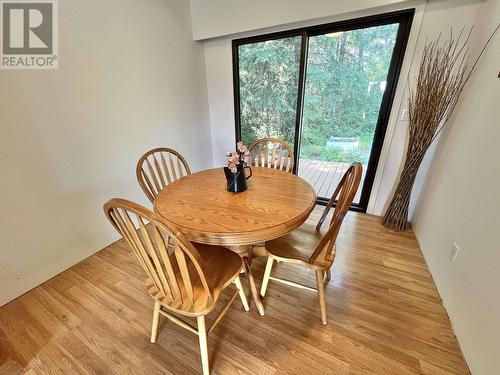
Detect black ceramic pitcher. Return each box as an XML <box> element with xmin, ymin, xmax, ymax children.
<box><xmin>223</xmin><ymin>164</ymin><xmax>252</xmax><ymax>193</ymax></box>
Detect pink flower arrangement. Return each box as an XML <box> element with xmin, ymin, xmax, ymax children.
<box><xmin>227</xmin><ymin>141</ymin><xmax>250</xmax><ymax>173</ymax></box>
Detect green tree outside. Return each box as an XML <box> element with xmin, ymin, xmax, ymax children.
<box><xmin>238</xmin><ymin>23</ymin><xmax>398</xmax><ymax>164</ymax></box>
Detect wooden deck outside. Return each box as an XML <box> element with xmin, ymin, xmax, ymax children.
<box><xmin>298</xmin><ymin>159</ymin><xmax>366</xmax><ymax>200</ymax></box>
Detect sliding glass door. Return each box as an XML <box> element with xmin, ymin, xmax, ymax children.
<box><xmin>300</xmin><ymin>24</ymin><xmax>399</xmax><ymax>204</ymax></box>
<box><xmin>233</xmin><ymin>10</ymin><xmax>414</xmax><ymax>211</ymax></box>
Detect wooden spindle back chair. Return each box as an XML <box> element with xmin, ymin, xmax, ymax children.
<box><xmin>248</xmin><ymin>137</ymin><xmax>294</xmax><ymax>173</ymax></box>
<box><xmin>260</xmin><ymin>163</ymin><xmax>362</xmax><ymax>324</ymax></box>
<box><xmin>104</xmin><ymin>198</ymin><xmax>248</xmax><ymax>374</ymax></box>
<box><xmin>136</xmin><ymin>148</ymin><xmax>191</xmax><ymax>202</ymax></box>
<box><xmin>310</xmin><ymin>162</ymin><xmax>363</xmax><ymax>266</ymax></box>
<box><xmin>104</xmin><ymin>198</ymin><xmax>213</xmax><ymax>314</ymax></box>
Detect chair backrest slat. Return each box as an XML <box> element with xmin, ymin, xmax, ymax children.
<box><xmin>153</xmin><ymin>156</ymin><xmax>166</xmax><ymax>188</ymax></box>
<box><xmin>264</xmin><ymin>143</ymin><xmax>269</xmax><ymax>167</ymax></box>
<box><xmin>174</xmin><ymin>243</ymin><xmax>194</xmax><ymax>303</ymax></box>
<box><xmin>248</xmin><ymin>137</ymin><xmax>294</xmax><ymax>173</ymax></box>
<box><xmin>160</xmin><ymin>153</ymin><xmax>172</xmax><ymax>184</ymax></box>
<box><xmin>159</xmin><ymin>240</ymin><xmax>183</xmax><ymax>305</ymax></box>
<box><xmin>109</xmin><ymin>210</ymin><xmax>151</xmax><ymax>276</ymax></box>
<box><xmin>122</xmin><ymin>210</ymin><xmax>165</xmax><ymax>294</ymax></box>
<box><xmin>177</xmin><ymin>157</ymin><xmax>185</xmax><ymax>178</ymax></box>
<box><xmin>137</xmin><ymin>148</ymin><xmax>191</xmax><ymax>202</ymax></box>
<box><xmin>137</xmin><ymin>215</ymin><xmax>173</xmax><ymax>300</ymax></box>
<box><xmin>309</xmin><ymin>163</ymin><xmax>362</xmax><ymax>265</ymax></box>
<box><xmin>169</xmin><ymin>153</ymin><xmax>178</xmax><ymax>181</ymax></box>
<box><xmin>145</xmin><ymin>158</ymin><xmax>162</xmax><ymax>195</ymax></box>
<box><xmin>276</xmin><ymin>145</ymin><xmax>283</xmax><ymax>170</ymax></box>
<box><xmin>141</xmin><ymin>168</ymin><xmax>157</xmax><ymax>198</ymax></box>
<box><xmin>104</xmin><ymin>198</ymin><xmax>212</xmax><ymax>312</ymax></box>
<box><xmin>152</xmin><ymin>227</ymin><xmax>178</xmax><ymax>302</ymax></box>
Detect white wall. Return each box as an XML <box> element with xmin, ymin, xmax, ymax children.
<box><xmin>0</xmin><ymin>0</ymin><xmax>212</xmax><ymax>307</ymax></box>
<box><xmin>190</xmin><ymin>0</ymin><xmax>412</xmax><ymax>40</ymax></box>
<box><xmin>412</xmin><ymin>0</ymin><xmax>500</xmax><ymax>373</ymax></box>
<box><xmin>203</xmin><ymin>37</ymin><xmax>237</xmax><ymax>167</ymax></box>
<box><xmin>369</xmin><ymin>0</ymin><xmax>486</xmax><ymax>217</ymax></box>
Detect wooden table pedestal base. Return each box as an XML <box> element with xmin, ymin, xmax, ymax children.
<box><xmin>230</xmin><ymin>245</ymin><xmax>265</xmax><ymax>316</ymax></box>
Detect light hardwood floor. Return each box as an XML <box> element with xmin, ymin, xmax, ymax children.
<box><xmin>0</xmin><ymin>208</ymin><xmax>470</xmax><ymax>374</ymax></box>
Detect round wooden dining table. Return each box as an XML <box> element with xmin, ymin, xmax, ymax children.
<box><xmin>154</xmin><ymin>167</ymin><xmax>316</xmax><ymax>315</ymax></box>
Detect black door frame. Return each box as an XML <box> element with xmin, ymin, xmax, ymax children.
<box><xmin>232</xmin><ymin>9</ymin><xmax>414</xmax><ymax>212</ymax></box>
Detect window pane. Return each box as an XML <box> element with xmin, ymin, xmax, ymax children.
<box><xmin>238</xmin><ymin>36</ymin><xmax>302</xmax><ymax>147</ymax></box>
<box><xmin>298</xmin><ymin>24</ymin><xmax>399</xmax><ymax>202</ymax></box>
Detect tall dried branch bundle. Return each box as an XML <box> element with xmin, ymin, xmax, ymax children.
<box><xmin>383</xmin><ymin>25</ymin><xmax>498</xmax><ymax>231</ymax></box>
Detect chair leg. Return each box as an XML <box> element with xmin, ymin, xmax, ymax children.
<box><xmin>151</xmin><ymin>299</ymin><xmax>161</xmax><ymax>343</ymax></box>
<box><xmin>315</xmin><ymin>270</ymin><xmax>327</xmax><ymax>325</ymax></box>
<box><xmin>260</xmin><ymin>257</ymin><xmax>274</xmax><ymax>297</ymax></box>
<box><xmin>325</xmin><ymin>269</ymin><xmax>332</xmax><ymax>283</ymax></box>
<box><xmin>197</xmin><ymin>316</ymin><xmax>210</xmax><ymax>375</ymax></box>
<box><xmin>234</xmin><ymin>275</ymin><xmax>250</xmax><ymax>311</ymax></box>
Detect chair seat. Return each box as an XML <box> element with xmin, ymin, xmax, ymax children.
<box><xmin>146</xmin><ymin>244</ymin><xmax>242</xmax><ymax>315</ymax></box>
<box><xmin>265</xmin><ymin>221</ymin><xmax>333</xmax><ymax>269</ymax></box>
<box><xmin>194</xmin><ymin>243</ymin><xmax>243</xmax><ymax>290</ymax></box>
